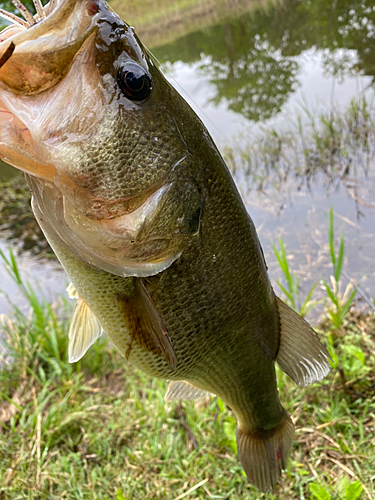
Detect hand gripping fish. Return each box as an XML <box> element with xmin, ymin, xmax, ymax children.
<box><xmin>0</xmin><ymin>0</ymin><xmax>331</xmax><ymax>491</ymax></box>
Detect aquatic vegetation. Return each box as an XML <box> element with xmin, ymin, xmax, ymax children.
<box><xmin>322</xmin><ymin>207</ymin><xmax>358</xmax><ymax>331</ymax></box>
<box><xmin>225</xmin><ymin>95</ymin><xmax>375</xmax><ymax>209</ymax></box>
<box><xmin>272</xmin><ymin>207</ymin><xmax>359</xmax><ymax>323</ymax></box>
<box><xmin>0</xmin><ymin>249</ymin><xmax>374</xmax><ymax>499</ymax></box>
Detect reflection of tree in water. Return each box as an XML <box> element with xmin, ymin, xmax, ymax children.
<box><xmin>202</xmin><ymin>34</ymin><xmax>299</xmax><ymax>121</ymax></box>
<box><xmin>154</xmin><ymin>0</ymin><xmax>375</xmax><ymax>122</ymax></box>
<box><xmin>277</xmin><ymin>0</ymin><xmax>375</xmax><ymax>82</ymax></box>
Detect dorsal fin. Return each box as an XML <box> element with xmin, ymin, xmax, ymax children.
<box><xmin>68</xmin><ymin>297</ymin><xmax>102</xmax><ymax>363</ymax></box>
<box><xmin>275</xmin><ymin>297</ymin><xmax>332</xmax><ymax>386</ymax></box>
<box><xmin>164</xmin><ymin>380</ymin><xmax>213</xmax><ymax>401</ymax></box>
<box><xmin>117</xmin><ymin>280</ymin><xmax>177</xmax><ymax>369</ymax></box>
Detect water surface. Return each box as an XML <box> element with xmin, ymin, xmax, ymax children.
<box><xmin>0</xmin><ymin>0</ymin><xmax>374</xmax><ymax>318</ymax></box>
<box><xmin>144</xmin><ymin>0</ymin><xmax>375</xmax><ymax>311</ymax></box>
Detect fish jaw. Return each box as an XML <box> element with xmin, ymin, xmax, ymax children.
<box><xmin>0</xmin><ymin>0</ymin><xmax>102</xmax><ymax>181</ymax></box>
<box><xmin>0</xmin><ymin>0</ymin><xmax>99</xmax><ymax>95</ymax></box>
<box><xmin>0</xmin><ymin>0</ymin><xmax>203</xmax><ymax>276</ymax></box>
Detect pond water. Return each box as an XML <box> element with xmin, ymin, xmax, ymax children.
<box><xmin>0</xmin><ymin>0</ymin><xmax>374</xmax><ymax>319</ymax></box>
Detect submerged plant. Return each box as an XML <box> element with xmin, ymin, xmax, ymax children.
<box><xmin>225</xmin><ymin>94</ymin><xmax>375</xmax><ymax>215</ymax></box>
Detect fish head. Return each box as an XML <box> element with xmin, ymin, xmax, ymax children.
<box><xmin>0</xmin><ymin>0</ymin><xmax>206</xmax><ymax>277</ymax></box>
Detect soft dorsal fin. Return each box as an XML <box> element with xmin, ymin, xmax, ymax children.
<box><xmin>118</xmin><ymin>280</ymin><xmax>177</xmax><ymax>369</ymax></box>
<box><xmin>164</xmin><ymin>380</ymin><xmax>213</xmax><ymax>401</ymax></box>
<box><xmin>68</xmin><ymin>297</ymin><xmax>102</xmax><ymax>363</ymax></box>
<box><xmin>275</xmin><ymin>297</ymin><xmax>332</xmax><ymax>386</ymax></box>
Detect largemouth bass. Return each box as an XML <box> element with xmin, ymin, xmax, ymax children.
<box><xmin>0</xmin><ymin>0</ymin><xmax>331</xmax><ymax>491</ymax></box>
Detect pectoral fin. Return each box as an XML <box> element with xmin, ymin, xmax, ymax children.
<box><xmin>164</xmin><ymin>380</ymin><xmax>213</xmax><ymax>401</ymax></box>
<box><xmin>275</xmin><ymin>297</ymin><xmax>332</xmax><ymax>386</ymax></box>
<box><xmin>118</xmin><ymin>280</ymin><xmax>177</xmax><ymax>369</ymax></box>
<box><xmin>68</xmin><ymin>297</ymin><xmax>102</xmax><ymax>363</ymax></box>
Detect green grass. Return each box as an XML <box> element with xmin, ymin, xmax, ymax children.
<box><xmin>109</xmin><ymin>0</ymin><xmax>271</xmax><ymax>49</ymax></box>
<box><xmin>0</xmin><ymin>233</ymin><xmax>374</xmax><ymax>499</ymax></box>
<box><xmin>272</xmin><ymin>237</ymin><xmax>319</xmax><ymax>318</ymax></box>
<box><xmin>321</xmin><ymin>207</ymin><xmax>357</xmax><ymax>331</ymax></box>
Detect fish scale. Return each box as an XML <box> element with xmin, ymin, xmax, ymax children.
<box><xmin>0</xmin><ymin>0</ymin><xmax>331</xmax><ymax>491</ymax></box>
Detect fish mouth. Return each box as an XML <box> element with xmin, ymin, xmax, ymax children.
<box><xmin>0</xmin><ymin>0</ymin><xmax>189</xmax><ymax>277</ymax></box>
<box><xmin>0</xmin><ymin>0</ymin><xmax>101</xmax><ymax>180</ymax></box>
<box><xmin>0</xmin><ymin>0</ymin><xmax>99</xmax><ymax>95</ymax></box>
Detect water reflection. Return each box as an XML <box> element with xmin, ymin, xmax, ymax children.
<box><xmin>0</xmin><ymin>0</ymin><xmax>374</xmax><ymax>312</ymax></box>
<box><xmin>152</xmin><ymin>0</ymin><xmax>375</xmax><ymax>122</ymax></box>
<box><xmin>226</xmin><ymin>95</ymin><xmax>375</xmax><ymax>210</ymax></box>
<box><xmin>0</xmin><ymin>174</ymin><xmax>51</xmax><ymax>255</ymax></box>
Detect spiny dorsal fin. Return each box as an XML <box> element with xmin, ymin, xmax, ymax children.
<box><xmin>68</xmin><ymin>297</ymin><xmax>102</xmax><ymax>363</ymax></box>
<box><xmin>118</xmin><ymin>280</ymin><xmax>177</xmax><ymax>369</ymax></box>
<box><xmin>164</xmin><ymin>380</ymin><xmax>213</xmax><ymax>401</ymax></box>
<box><xmin>275</xmin><ymin>297</ymin><xmax>332</xmax><ymax>386</ymax></box>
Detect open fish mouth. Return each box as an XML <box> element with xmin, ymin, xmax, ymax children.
<box><xmin>0</xmin><ymin>0</ymin><xmax>193</xmax><ymax>277</ymax></box>
<box><xmin>0</xmin><ymin>0</ymin><xmax>99</xmax><ymax>95</ymax></box>
<box><xmin>0</xmin><ymin>0</ymin><xmax>101</xmax><ymax>180</ymax></box>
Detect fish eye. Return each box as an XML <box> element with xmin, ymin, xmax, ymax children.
<box><xmin>118</xmin><ymin>63</ymin><xmax>152</xmax><ymax>101</ymax></box>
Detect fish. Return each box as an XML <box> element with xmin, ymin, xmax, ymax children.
<box><xmin>0</xmin><ymin>0</ymin><xmax>331</xmax><ymax>491</ymax></box>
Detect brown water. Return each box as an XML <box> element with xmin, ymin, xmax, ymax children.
<box><xmin>0</xmin><ymin>0</ymin><xmax>374</xmax><ymax>318</ymax></box>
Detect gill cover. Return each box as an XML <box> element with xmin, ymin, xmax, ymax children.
<box><xmin>0</xmin><ymin>0</ymin><xmax>203</xmax><ymax>277</ymax></box>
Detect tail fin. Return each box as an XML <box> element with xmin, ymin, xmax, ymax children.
<box><xmin>236</xmin><ymin>412</ymin><xmax>294</xmax><ymax>492</ymax></box>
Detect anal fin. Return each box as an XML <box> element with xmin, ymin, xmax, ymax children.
<box><xmin>275</xmin><ymin>297</ymin><xmax>332</xmax><ymax>386</ymax></box>
<box><xmin>68</xmin><ymin>296</ymin><xmax>102</xmax><ymax>363</ymax></box>
<box><xmin>164</xmin><ymin>380</ymin><xmax>213</xmax><ymax>401</ymax></box>
<box><xmin>118</xmin><ymin>280</ymin><xmax>177</xmax><ymax>369</ymax></box>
